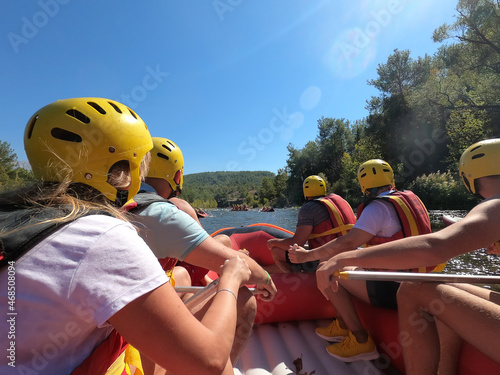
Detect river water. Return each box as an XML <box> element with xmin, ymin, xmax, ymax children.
<box><xmin>200</xmin><ymin>208</ymin><xmax>500</xmax><ymax>291</ymax></box>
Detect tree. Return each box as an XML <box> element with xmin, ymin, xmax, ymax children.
<box><xmin>258</xmin><ymin>177</ymin><xmax>276</xmax><ymax>205</ymax></box>
<box><xmin>368</xmin><ymin>49</ymin><xmax>431</xmax><ymax>98</ymax></box>
<box><xmin>0</xmin><ymin>141</ymin><xmax>18</xmax><ymax>177</ymax></box>
<box><xmin>445</xmin><ymin>104</ymin><xmax>492</xmax><ymax>164</ymax></box>
<box><xmin>315</xmin><ymin>117</ymin><xmax>355</xmax><ymax>184</ymax></box>
<box><xmin>431</xmin><ymin>0</ymin><xmax>500</xmax><ymax>114</ymax></box>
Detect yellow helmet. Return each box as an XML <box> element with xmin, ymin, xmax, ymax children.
<box><xmin>147</xmin><ymin>137</ymin><xmax>184</xmax><ymax>196</ymax></box>
<box><xmin>303</xmin><ymin>175</ymin><xmax>326</xmax><ymax>198</ymax></box>
<box><xmin>357</xmin><ymin>159</ymin><xmax>394</xmax><ymax>194</ymax></box>
<box><xmin>459</xmin><ymin>138</ymin><xmax>500</xmax><ymax>195</ymax></box>
<box><xmin>24</xmin><ymin>97</ymin><xmax>153</xmax><ymax>203</ymax></box>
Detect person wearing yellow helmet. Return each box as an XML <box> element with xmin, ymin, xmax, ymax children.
<box><xmin>310</xmin><ymin>139</ymin><xmax>500</xmax><ymax>374</ymax></box>
<box><xmin>128</xmin><ymin>136</ymin><xmax>277</xmax><ymax>364</ymax></box>
<box><xmin>266</xmin><ymin>175</ymin><xmax>356</xmax><ymax>273</ymax></box>
<box><xmin>0</xmin><ymin>98</ymin><xmax>253</xmax><ymax>375</ymax></box>
<box><xmin>288</xmin><ymin>159</ymin><xmax>434</xmax><ymax>363</ymax></box>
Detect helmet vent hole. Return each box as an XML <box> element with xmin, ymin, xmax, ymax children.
<box><xmin>128</xmin><ymin>108</ymin><xmax>137</xmax><ymax>119</ymax></box>
<box><xmin>360</xmin><ymin>173</ymin><xmax>366</xmax><ymax>178</ymax></box>
<box><xmin>162</xmin><ymin>144</ymin><xmax>173</xmax><ymax>152</ymax></box>
<box><xmin>66</xmin><ymin>109</ymin><xmax>90</xmax><ymax>124</ymax></box>
<box><xmin>87</xmin><ymin>102</ymin><xmax>106</xmax><ymax>114</ymax></box>
<box><xmin>383</xmin><ymin>168</ymin><xmax>390</xmax><ymax>172</ymax></box>
<box><xmin>26</xmin><ymin>115</ymin><xmax>38</xmax><ymax>139</ymax></box>
<box><xmin>157</xmin><ymin>152</ymin><xmax>169</xmax><ymax>161</ymax></box>
<box><xmin>51</xmin><ymin>127</ymin><xmax>82</xmax><ymax>143</ymax></box>
<box><xmin>471</xmin><ymin>153</ymin><xmax>485</xmax><ymax>160</ymax></box>
<box><xmin>108</xmin><ymin>101</ymin><xmax>122</xmax><ymax>113</ymax></box>
<box><xmin>372</xmin><ymin>167</ymin><xmax>377</xmax><ymax>175</ymax></box>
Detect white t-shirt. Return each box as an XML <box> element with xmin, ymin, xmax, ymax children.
<box><xmin>0</xmin><ymin>215</ymin><xmax>169</xmax><ymax>375</ymax></box>
<box><xmin>354</xmin><ymin>194</ymin><xmax>402</xmax><ymax>238</ymax></box>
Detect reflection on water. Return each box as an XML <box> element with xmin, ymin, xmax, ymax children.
<box><xmin>201</xmin><ymin>208</ymin><xmax>500</xmax><ymax>291</ymax></box>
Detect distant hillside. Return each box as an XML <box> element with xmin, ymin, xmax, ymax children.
<box><xmin>182</xmin><ymin>171</ymin><xmax>275</xmax><ymax>207</ymax></box>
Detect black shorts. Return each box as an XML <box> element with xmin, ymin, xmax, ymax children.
<box><xmin>366</xmin><ymin>280</ymin><xmax>400</xmax><ymax>310</ymax></box>
<box><xmin>285</xmin><ymin>251</ymin><xmax>319</xmax><ymax>273</ymax></box>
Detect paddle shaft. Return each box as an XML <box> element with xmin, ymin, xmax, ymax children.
<box><xmin>178</xmin><ymin>281</ymin><xmax>265</xmax><ymax>311</ymax></box>
<box><xmin>335</xmin><ymin>270</ymin><xmax>500</xmax><ymax>284</ymax></box>
<box><xmin>177</xmin><ymin>285</ymin><xmax>259</xmax><ymax>294</ymax></box>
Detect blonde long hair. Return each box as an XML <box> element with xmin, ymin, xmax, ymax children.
<box><xmin>0</xmin><ymin>153</ymin><xmax>151</xmax><ymax>236</ymax></box>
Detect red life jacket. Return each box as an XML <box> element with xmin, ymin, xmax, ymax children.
<box><xmin>356</xmin><ymin>190</ymin><xmax>443</xmax><ymax>273</ymax></box>
<box><xmin>307</xmin><ymin>194</ymin><xmax>356</xmax><ymax>249</ymax></box>
<box><xmin>71</xmin><ymin>329</ymin><xmax>144</xmax><ymax>375</ymax></box>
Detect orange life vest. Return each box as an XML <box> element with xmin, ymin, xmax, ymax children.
<box><xmin>307</xmin><ymin>194</ymin><xmax>356</xmax><ymax>249</ymax></box>
<box><xmin>356</xmin><ymin>190</ymin><xmax>443</xmax><ymax>273</ymax></box>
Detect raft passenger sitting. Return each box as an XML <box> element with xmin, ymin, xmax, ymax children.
<box><xmin>267</xmin><ymin>175</ymin><xmax>356</xmax><ymax>274</ymax></box>
<box><xmin>0</xmin><ymin>98</ymin><xmax>250</xmax><ymax>375</ymax></box>
<box><xmin>288</xmin><ymin>161</ymin><xmax>434</xmax><ymax>362</ymax></box>
<box><xmin>129</xmin><ymin>136</ymin><xmax>277</xmax><ymax>364</ymax></box>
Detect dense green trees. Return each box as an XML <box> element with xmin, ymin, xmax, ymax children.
<box><xmin>182</xmin><ymin>171</ymin><xmax>274</xmax><ymax>208</ymax></box>
<box><xmin>0</xmin><ymin>141</ymin><xmax>33</xmax><ymax>192</ymax></box>
<box><xmin>1</xmin><ymin>1</ymin><xmax>498</xmax><ymax>211</ymax></box>
<box><xmin>268</xmin><ymin>0</ymin><xmax>499</xmax><ymax>209</ymax></box>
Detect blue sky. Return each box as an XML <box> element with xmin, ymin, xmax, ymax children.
<box><xmin>1</xmin><ymin>0</ymin><xmax>458</xmax><ymax>175</ymax></box>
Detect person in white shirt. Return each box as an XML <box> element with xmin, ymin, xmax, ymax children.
<box><xmin>0</xmin><ymin>98</ymin><xmax>250</xmax><ymax>375</ymax></box>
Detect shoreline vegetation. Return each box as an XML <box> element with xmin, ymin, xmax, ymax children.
<box><xmin>2</xmin><ymin>1</ymin><xmax>499</xmax><ymax>211</ymax></box>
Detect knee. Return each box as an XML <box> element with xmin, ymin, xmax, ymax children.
<box><xmin>397</xmin><ymin>281</ymin><xmax>430</xmax><ymax>309</ymax></box>
<box><xmin>173</xmin><ymin>266</ymin><xmax>192</xmax><ymax>287</ymax></box>
<box><xmin>237</xmin><ymin>286</ymin><xmax>257</xmax><ymax>320</ymax></box>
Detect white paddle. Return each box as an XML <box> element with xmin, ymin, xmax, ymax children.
<box><xmin>334</xmin><ymin>270</ymin><xmax>500</xmax><ymax>284</ymax></box>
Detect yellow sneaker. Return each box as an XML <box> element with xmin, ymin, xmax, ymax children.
<box><xmin>326</xmin><ymin>331</ymin><xmax>379</xmax><ymax>362</ymax></box>
<box><xmin>315</xmin><ymin>319</ymin><xmax>349</xmax><ymax>342</ymax></box>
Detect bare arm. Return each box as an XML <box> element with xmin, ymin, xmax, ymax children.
<box><xmin>184</xmin><ymin>236</ymin><xmax>277</xmax><ymax>300</ymax></box>
<box><xmin>109</xmin><ymin>256</ymin><xmax>250</xmax><ymax>375</ymax></box>
<box><xmin>315</xmin><ymin>199</ymin><xmax>500</xmax><ymax>299</ymax></box>
<box><xmin>266</xmin><ymin>225</ymin><xmax>312</xmax><ymax>250</ymax></box>
<box><xmin>287</xmin><ymin>227</ymin><xmax>374</xmax><ymax>263</ymax></box>
<box><xmin>170</xmin><ymin>197</ymin><xmax>202</xmax><ymax>226</ymax></box>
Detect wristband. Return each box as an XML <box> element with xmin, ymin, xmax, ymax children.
<box><xmin>217</xmin><ymin>288</ymin><xmax>237</xmax><ymax>301</ymax></box>
<box><xmin>265</xmin><ymin>270</ymin><xmax>271</xmax><ymax>285</ymax></box>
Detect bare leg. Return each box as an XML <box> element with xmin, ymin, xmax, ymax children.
<box><xmin>172</xmin><ymin>266</ymin><xmax>193</xmax><ymax>301</ymax></box>
<box><xmin>436</xmin><ymin>319</ymin><xmax>461</xmax><ymax>375</ymax></box>
<box><xmin>397</xmin><ymin>282</ymin><xmax>500</xmax><ymax>375</ymax></box>
<box><xmin>269</xmin><ymin>247</ymin><xmax>294</xmax><ymax>273</ymax></box>
<box><xmin>191</xmin><ymin>286</ymin><xmax>256</xmax><ymax>364</ymax></box>
<box><xmin>325</xmin><ymin>279</ymin><xmax>370</xmax><ymax>343</ymax></box>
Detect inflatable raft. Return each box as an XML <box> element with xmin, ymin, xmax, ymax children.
<box><xmin>211</xmin><ymin>223</ymin><xmax>500</xmax><ymax>375</ymax></box>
